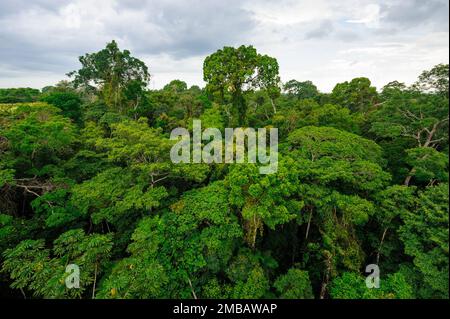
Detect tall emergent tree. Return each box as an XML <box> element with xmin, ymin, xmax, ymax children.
<box><xmin>283</xmin><ymin>80</ymin><xmax>319</xmax><ymax>100</ymax></box>
<box><xmin>331</xmin><ymin>77</ymin><xmax>378</xmax><ymax>113</ymax></box>
<box><xmin>68</xmin><ymin>40</ymin><xmax>150</xmax><ymax>114</ymax></box>
<box><xmin>203</xmin><ymin>45</ymin><xmax>280</xmax><ymax>125</ymax></box>
<box><xmin>370</xmin><ymin>64</ymin><xmax>449</xmax><ymax>186</ymax></box>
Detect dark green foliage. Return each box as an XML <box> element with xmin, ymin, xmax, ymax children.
<box><xmin>68</xmin><ymin>40</ymin><xmax>150</xmax><ymax>114</ymax></box>
<box><xmin>274</xmin><ymin>268</ymin><xmax>314</xmax><ymax>299</ymax></box>
<box><xmin>203</xmin><ymin>45</ymin><xmax>280</xmax><ymax>126</ymax></box>
<box><xmin>283</xmin><ymin>80</ymin><xmax>319</xmax><ymax>100</ymax></box>
<box><xmin>330</xmin><ymin>272</ymin><xmax>413</xmax><ymax>299</ymax></box>
<box><xmin>0</xmin><ymin>88</ymin><xmax>41</xmax><ymax>103</ymax></box>
<box><xmin>41</xmin><ymin>91</ymin><xmax>82</xmax><ymax>123</ymax></box>
<box><xmin>0</xmin><ymin>42</ymin><xmax>448</xmax><ymax>300</ymax></box>
<box><xmin>2</xmin><ymin>229</ymin><xmax>112</xmax><ymax>298</ymax></box>
<box><xmin>331</xmin><ymin>77</ymin><xmax>378</xmax><ymax>113</ymax></box>
<box><xmin>399</xmin><ymin>183</ymin><xmax>449</xmax><ymax>298</ymax></box>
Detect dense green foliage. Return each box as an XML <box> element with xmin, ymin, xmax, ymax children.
<box><xmin>0</xmin><ymin>88</ymin><xmax>41</xmax><ymax>104</ymax></box>
<box><xmin>0</xmin><ymin>42</ymin><xmax>448</xmax><ymax>299</ymax></box>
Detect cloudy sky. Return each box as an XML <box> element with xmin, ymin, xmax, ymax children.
<box><xmin>0</xmin><ymin>0</ymin><xmax>448</xmax><ymax>92</ymax></box>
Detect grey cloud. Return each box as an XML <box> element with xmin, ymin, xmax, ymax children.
<box><xmin>0</xmin><ymin>44</ymin><xmax>77</xmax><ymax>75</ymax></box>
<box><xmin>380</xmin><ymin>0</ymin><xmax>449</xmax><ymax>31</ymax></box>
<box><xmin>305</xmin><ymin>20</ymin><xmax>334</xmax><ymax>39</ymax></box>
<box><xmin>0</xmin><ymin>0</ymin><xmax>257</xmax><ymax>79</ymax></box>
<box><xmin>0</xmin><ymin>0</ymin><xmax>448</xmax><ymax>90</ymax></box>
<box><xmin>112</xmin><ymin>0</ymin><xmax>256</xmax><ymax>57</ymax></box>
<box><xmin>0</xmin><ymin>0</ymin><xmax>70</xmax><ymax>17</ymax></box>
<box><xmin>335</xmin><ymin>30</ymin><xmax>361</xmax><ymax>42</ymax></box>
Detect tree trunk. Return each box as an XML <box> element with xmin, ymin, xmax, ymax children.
<box><xmin>20</xmin><ymin>288</ymin><xmax>26</xmax><ymax>299</ymax></box>
<box><xmin>187</xmin><ymin>277</ymin><xmax>197</xmax><ymax>299</ymax></box>
<box><xmin>92</xmin><ymin>262</ymin><xmax>98</xmax><ymax>299</ymax></box>
<box><xmin>270</xmin><ymin>98</ymin><xmax>277</xmax><ymax>114</ymax></box>
<box><xmin>376</xmin><ymin>227</ymin><xmax>388</xmax><ymax>265</ymax></box>
<box><xmin>319</xmin><ymin>254</ymin><xmax>332</xmax><ymax>299</ymax></box>
<box><xmin>403</xmin><ymin>169</ymin><xmax>415</xmax><ymax>186</ymax></box>
<box><xmin>305</xmin><ymin>208</ymin><xmax>313</xmax><ymax>240</ymax></box>
<box><xmin>405</xmin><ymin>119</ymin><xmax>444</xmax><ymax>186</ymax></box>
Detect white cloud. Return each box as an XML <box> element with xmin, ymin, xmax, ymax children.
<box><xmin>346</xmin><ymin>3</ymin><xmax>382</xmax><ymax>27</ymax></box>
<box><xmin>0</xmin><ymin>0</ymin><xmax>448</xmax><ymax>91</ymax></box>
<box><xmin>245</xmin><ymin>0</ymin><xmax>334</xmax><ymax>25</ymax></box>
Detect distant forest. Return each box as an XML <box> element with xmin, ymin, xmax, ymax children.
<box><xmin>0</xmin><ymin>41</ymin><xmax>448</xmax><ymax>299</ymax></box>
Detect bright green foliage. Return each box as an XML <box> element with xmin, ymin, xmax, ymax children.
<box><xmin>287</xmin><ymin>126</ymin><xmax>385</xmax><ymax>165</ymax></box>
<box><xmin>0</xmin><ymin>102</ymin><xmax>77</xmax><ymax>177</ymax></box>
<box><xmin>226</xmin><ymin>157</ymin><xmax>302</xmax><ymax>247</ymax></box>
<box><xmin>31</xmin><ymin>188</ymin><xmax>81</xmax><ymax>227</ymax></box>
<box><xmin>405</xmin><ymin>147</ymin><xmax>448</xmax><ymax>183</ymax></box>
<box><xmin>0</xmin><ymin>214</ymin><xmax>43</xmax><ymax>255</ymax></box>
<box><xmin>70</xmin><ymin>167</ymin><xmax>168</xmax><ymax>225</ymax></box>
<box><xmin>201</xmin><ymin>249</ymin><xmax>272</xmax><ymax>299</ymax></box>
<box><xmin>41</xmin><ymin>91</ymin><xmax>82</xmax><ymax>123</ymax></box>
<box><xmin>0</xmin><ymin>88</ymin><xmax>41</xmax><ymax>103</ymax></box>
<box><xmin>0</xmin><ymin>103</ymin><xmax>76</xmax><ymax>173</ymax></box>
<box><xmin>98</xmin><ymin>181</ymin><xmax>242</xmax><ymax>298</ymax></box>
<box><xmin>273</xmin><ymin>100</ymin><xmax>362</xmax><ymax>136</ymax></box>
<box><xmin>203</xmin><ymin>45</ymin><xmax>280</xmax><ymax>125</ymax></box>
<box><xmin>199</xmin><ymin>104</ymin><xmax>225</xmax><ymax>130</ymax></box>
<box><xmin>399</xmin><ymin>183</ymin><xmax>449</xmax><ymax>298</ymax></box>
<box><xmin>330</xmin><ymin>77</ymin><xmax>378</xmax><ymax>113</ymax></box>
<box><xmin>0</xmin><ymin>44</ymin><xmax>448</xmax><ymax>301</ymax></box>
<box><xmin>372</xmin><ymin>185</ymin><xmax>416</xmax><ymax>268</ymax></box>
<box><xmin>69</xmin><ymin>40</ymin><xmax>150</xmax><ymax>114</ymax></box>
<box><xmin>229</xmin><ymin>265</ymin><xmax>269</xmax><ymax>298</ymax></box>
<box><xmin>143</xmin><ymin>84</ymin><xmax>206</xmax><ymax>130</ymax></box>
<box><xmin>274</xmin><ymin>268</ymin><xmax>314</xmax><ymax>299</ymax></box>
<box><xmin>0</xmin><ymin>169</ymin><xmax>14</xmax><ymax>189</ymax></box>
<box><xmin>287</xmin><ymin>126</ymin><xmax>388</xmax><ymax>191</ymax></box>
<box><xmin>96</xmin><ymin>252</ymin><xmax>168</xmax><ymax>299</ymax></box>
<box><xmin>370</xmin><ymin>67</ymin><xmax>448</xmax><ymax>186</ymax></box>
<box><xmin>91</xmin><ymin>117</ymin><xmax>209</xmax><ymax>182</ymax></box>
<box><xmin>283</xmin><ymin>80</ymin><xmax>319</xmax><ymax>100</ymax></box>
<box><xmin>163</xmin><ymin>80</ymin><xmax>188</xmax><ymax>93</ymax></box>
<box><xmin>0</xmin><ymin>103</ymin><xmax>78</xmax><ymax>222</ymax></box>
<box><xmin>2</xmin><ymin>229</ymin><xmax>112</xmax><ymax>298</ymax></box>
<box><xmin>414</xmin><ymin>63</ymin><xmax>449</xmax><ymax>97</ymax></box>
<box><xmin>285</xmin><ymin>126</ymin><xmax>391</xmax><ymax>294</ymax></box>
<box><xmin>330</xmin><ymin>272</ymin><xmax>413</xmax><ymax>299</ymax></box>
<box><xmin>370</xmin><ymin>90</ymin><xmax>448</xmax><ymax>149</ymax></box>
<box><xmin>224</xmin><ymin>249</ymin><xmax>273</xmax><ymax>299</ymax></box>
